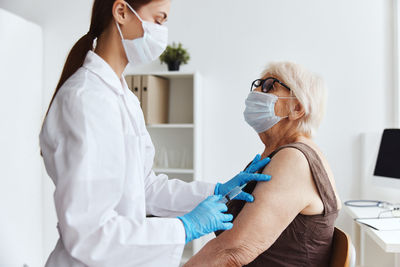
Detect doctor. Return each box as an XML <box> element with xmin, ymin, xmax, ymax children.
<box><xmin>40</xmin><ymin>0</ymin><xmax>271</xmax><ymax>266</ymax></box>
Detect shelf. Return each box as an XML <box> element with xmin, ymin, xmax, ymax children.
<box><xmin>146</xmin><ymin>124</ymin><xmax>194</xmax><ymax>129</ymax></box>
<box><xmin>125</xmin><ymin>71</ymin><xmax>197</xmax><ymax>79</ymax></box>
<box><xmin>153</xmin><ymin>168</ymin><xmax>194</xmax><ymax>174</ymax></box>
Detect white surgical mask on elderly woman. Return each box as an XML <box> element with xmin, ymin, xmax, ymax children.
<box><xmin>115</xmin><ymin>2</ymin><xmax>168</xmax><ymax>65</ymax></box>
<box><xmin>243</xmin><ymin>91</ymin><xmax>295</xmax><ymax>133</ymax></box>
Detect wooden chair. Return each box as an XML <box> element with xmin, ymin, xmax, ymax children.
<box><xmin>330</xmin><ymin>227</ymin><xmax>356</xmax><ymax>267</ymax></box>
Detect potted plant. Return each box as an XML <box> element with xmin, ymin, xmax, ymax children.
<box><xmin>159</xmin><ymin>43</ymin><xmax>190</xmax><ymax>71</ymax></box>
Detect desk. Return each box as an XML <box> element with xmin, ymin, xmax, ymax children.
<box><xmin>344</xmin><ymin>206</ymin><xmax>400</xmax><ymax>266</ymax></box>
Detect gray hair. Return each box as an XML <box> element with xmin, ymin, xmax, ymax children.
<box><xmin>262</xmin><ymin>62</ymin><xmax>327</xmax><ymax>137</ymax></box>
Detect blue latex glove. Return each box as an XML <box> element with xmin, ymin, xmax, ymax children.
<box><xmin>178</xmin><ymin>195</ymin><xmax>233</xmax><ymax>243</ymax></box>
<box><xmin>214</xmin><ymin>154</ymin><xmax>271</xmax><ymax>202</ymax></box>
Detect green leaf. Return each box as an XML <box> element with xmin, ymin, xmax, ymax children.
<box><xmin>159</xmin><ymin>42</ymin><xmax>190</xmax><ymax>65</ymax></box>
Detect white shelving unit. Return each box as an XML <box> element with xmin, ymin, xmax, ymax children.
<box><xmin>125</xmin><ymin>71</ymin><xmax>205</xmax><ymax>264</ymax></box>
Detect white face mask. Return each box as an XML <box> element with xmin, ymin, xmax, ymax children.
<box><xmin>115</xmin><ymin>2</ymin><xmax>168</xmax><ymax>65</ymax></box>
<box><xmin>243</xmin><ymin>91</ymin><xmax>295</xmax><ymax>134</ymax></box>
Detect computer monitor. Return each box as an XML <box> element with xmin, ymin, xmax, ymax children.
<box><xmin>373</xmin><ymin>129</ymin><xmax>400</xmax><ymax>189</ymax></box>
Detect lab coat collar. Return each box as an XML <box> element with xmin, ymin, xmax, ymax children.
<box><xmin>83</xmin><ymin>50</ymin><xmax>125</xmax><ymax>95</ymax></box>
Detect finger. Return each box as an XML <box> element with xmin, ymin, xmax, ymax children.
<box><xmin>221</xmin><ymin>222</ymin><xmax>233</xmax><ymax>231</ymax></box>
<box><xmin>240</xmin><ymin>173</ymin><xmax>271</xmax><ymax>184</ymax></box>
<box><xmin>244</xmin><ymin>154</ymin><xmax>261</xmax><ymax>173</ymax></box>
<box><xmin>246</xmin><ymin>157</ymin><xmax>271</xmax><ymax>173</ymax></box>
<box><xmin>209</xmin><ymin>195</ymin><xmax>223</xmax><ymax>202</ymax></box>
<box><xmin>220</xmin><ymin>213</ymin><xmax>234</xmax><ymax>222</ymax></box>
<box><xmin>216</xmin><ymin>203</ymin><xmax>228</xmax><ymax>212</ymax></box>
<box><xmin>252</xmin><ymin>154</ymin><xmax>261</xmax><ymax>164</ymax></box>
<box><xmin>234</xmin><ymin>192</ymin><xmax>254</xmax><ymax>202</ymax></box>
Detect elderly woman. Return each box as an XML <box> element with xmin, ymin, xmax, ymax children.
<box><xmin>184</xmin><ymin>62</ymin><xmax>341</xmax><ymax>267</ymax></box>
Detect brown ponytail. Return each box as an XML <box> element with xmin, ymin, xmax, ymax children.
<box><xmin>44</xmin><ymin>0</ymin><xmax>153</xmax><ymax>117</ymax></box>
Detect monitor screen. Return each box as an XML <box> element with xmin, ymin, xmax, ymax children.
<box><xmin>374</xmin><ymin>129</ymin><xmax>400</xmax><ymax>179</ymax></box>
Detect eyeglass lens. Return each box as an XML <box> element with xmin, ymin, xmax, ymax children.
<box><xmin>251</xmin><ymin>79</ymin><xmax>275</xmax><ymax>93</ymax></box>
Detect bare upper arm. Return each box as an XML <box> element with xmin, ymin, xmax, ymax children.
<box><xmin>215</xmin><ymin>148</ymin><xmax>316</xmax><ymax>264</ymax></box>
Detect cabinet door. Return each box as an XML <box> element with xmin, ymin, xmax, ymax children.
<box><xmin>141</xmin><ymin>75</ymin><xmax>169</xmax><ymax>124</ymax></box>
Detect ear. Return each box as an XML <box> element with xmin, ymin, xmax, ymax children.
<box><xmin>113</xmin><ymin>0</ymin><xmax>129</xmax><ymax>25</ymax></box>
<box><xmin>288</xmin><ymin>100</ymin><xmax>305</xmax><ymax>121</ymax></box>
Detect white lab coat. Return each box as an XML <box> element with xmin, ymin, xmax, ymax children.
<box><xmin>40</xmin><ymin>50</ymin><xmax>215</xmax><ymax>267</ymax></box>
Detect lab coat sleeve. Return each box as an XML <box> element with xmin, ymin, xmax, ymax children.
<box><xmin>144</xmin><ymin>172</ymin><xmax>216</xmax><ymax>217</ymax></box>
<box><xmin>141</xmin><ymin>134</ymin><xmax>216</xmax><ymax>217</ymax></box>
<box><xmin>40</xmin><ymin>89</ymin><xmax>185</xmax><ymax>267</ymax></box>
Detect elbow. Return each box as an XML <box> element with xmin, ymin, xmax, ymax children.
<box><xmin>219</xmin><ymin>243</ymin><xmax>262</xmax><ymax>267</ymax></box>
<box><xmin>63</xmin><ymin>232</ymin><xmax>86</xmax><ymax>260</ymax></box>
<box><xmin>219</xmin><ymin>249</ymin><xmax>244</xmax><ymax>267</ymax></box>
<box><xmin>60</xmin><ymin>227</ymin><xmax>80</xmax><ymax>256</ymax></box>
<box><xmin>185</xmin><ymin>237</ymin><xmax>264</xmax><ymax>267</ymax></box>
<box><xmin>64</xmin><ymin>234</ymin><xmax>101</xmax><ymax>266</ymax></box>
<box><xmin>61</xmin><ymin>226</ymin><xmax>96</xmax><ymax>264</ymax></box>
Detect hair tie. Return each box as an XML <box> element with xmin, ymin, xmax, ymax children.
<box><xmin>86</xmin><ymin>31</ymin><xmax>96</xmax><ymax>39</ymax></box>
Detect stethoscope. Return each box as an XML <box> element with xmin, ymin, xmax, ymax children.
<box><xmin>345</xmin><ymin>200</ymin><xmax>399</xmax><ymax>210</ymax></box>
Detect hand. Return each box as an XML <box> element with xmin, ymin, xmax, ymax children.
<box><xmin>214</xmin><ymin>154</ymin><xmax>271</xmax><ymax>202</ymax></box>
<box><xmin>178</xmin><ymin>195</ymin><xmax>233</xmax><ymax>243</ymax></box>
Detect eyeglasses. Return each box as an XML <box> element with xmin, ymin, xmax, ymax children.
<box><xmin>251</xmin><ymin>77</ymin><xmax>292</xmax><ymax>93</ymax></box>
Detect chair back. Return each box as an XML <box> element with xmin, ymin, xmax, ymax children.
<box><xmin>330</xmin><ymin>227</ymin><xmax>356</xmax><ymax>267</ymax></box>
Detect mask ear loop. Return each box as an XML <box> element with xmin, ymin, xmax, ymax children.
<box><xmin>115</xmin><ymin>2</ymin><xmax>142</xmax><ymax>40</ymax></box>
<box><xmin>125</xmin><ymin>2</ymin><xmax>144</xmax><ymax>22</ymax></box>
<box><xmin>277</xmin><ymin>96</ymin><xmax>296</xmax><ymax>119</ymax></box>
<box><xmin>115</xmin><ymin>21</ymin><xmax>124</xmax><ymax>39</ymax></box>
<box><xmin>115</xmin><ymin>1</ymin><xmax>144</xmax><ymax>40</ymax></box>
<box><xmin>114</xmin><ymin>1</ymin><xmax>144</xmax><ymax>38</ymax></box>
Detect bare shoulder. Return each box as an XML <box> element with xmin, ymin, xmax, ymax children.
<box><xmin>249</xmin><ymin>147</ymin><xmax>315</xmax><ymax>212</ymax></box>
<box><xmin>260</xmin><ymin>147</ymin><xmax>311</xmax><ymax>186</ymax></box>
<box><xmin>257</xmin><ymin>142</ymin><xmax>341</xmax><ymax>213</ymax></box>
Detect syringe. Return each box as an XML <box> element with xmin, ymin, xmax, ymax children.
<box><xmin>219</xmin><ymin>183</ymin><xmax>247</xmax><ymax>204</ymax></box>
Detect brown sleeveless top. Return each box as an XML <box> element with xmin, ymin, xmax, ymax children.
<box><xmin>216</xmin><ymin>142</ymin><xmax>339</xmax><ymax>267</ymax></box>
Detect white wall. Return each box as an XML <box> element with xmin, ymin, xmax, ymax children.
<box><xmin>131</xmin><ymin>0</ymin><xmax>394</xmax><ymax>232</ymax></box>
<box><xmin>0</xmin><ymin>8</ymin><xmax>43</xmax><ymax>267</ymax></box>
<box><xmin>1</xmin><ymin>0</ymin><xmax>397</xmax><ymax>265</ymax></box>
<box><xmin>0</xmin><ymin>0</ymin><xmax>45</xmax><ymax>25</ymax></box>
<box><xmin>0</xmin><ymin>0</ymin><xmax>93</xmax><ymax>262</ymax></box>
<box><xmin>0</xmin><ymin>1</ymin><xmax>88</xmax><ymax>262</ymax></box>
<box><xmin>130</xmin><ymin>0</ymin><xmax>398</xmax><ymax>265</ymax></box>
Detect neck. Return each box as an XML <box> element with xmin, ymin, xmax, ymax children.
<box><xmin>260</xmin><ymin>126</ymin><xmax>308</xmax><ymax>159</ymax></box>
<box><xmin>94</xmin><ymin>24</ymin><xmax>128</xmax><ymax>78</ymax></box>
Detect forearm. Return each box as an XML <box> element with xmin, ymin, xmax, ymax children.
<box><xmin>145</xmin><ymin>174</ymin><xmax>215</xmax><ymax>216</ymax></box>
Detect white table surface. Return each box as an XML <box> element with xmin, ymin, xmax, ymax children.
<box><xmin>345</xmin><ymin>205</ymin><xmax>400</xmax><ymax>253</ymax></box>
